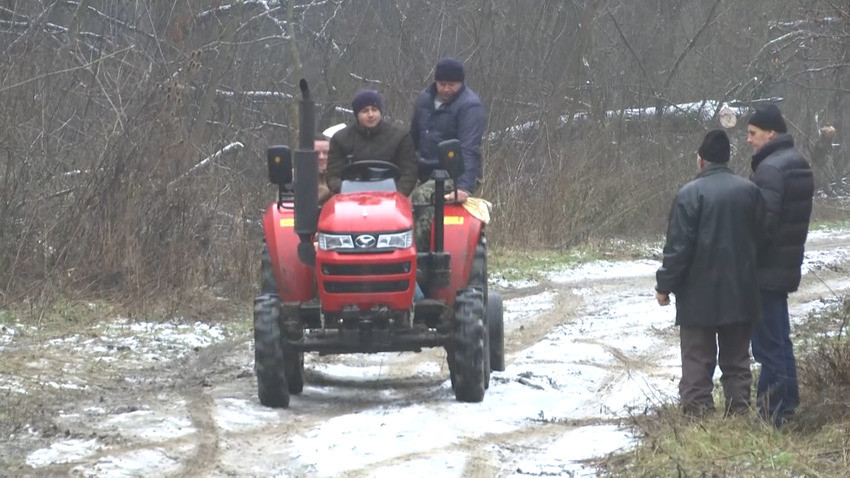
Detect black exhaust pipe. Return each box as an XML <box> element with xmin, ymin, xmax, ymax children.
<box><xmin>293</xmin><ymin>79</ymin><xmax>319</xmax><ymax>266</ymax></box>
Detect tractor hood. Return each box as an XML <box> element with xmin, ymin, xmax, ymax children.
<box><xmin>318</xmin><ymin>191</ymin><xmax>413</xmax><ymax>233</ymax></box>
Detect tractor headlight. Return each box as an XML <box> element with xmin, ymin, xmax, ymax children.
<box><xmin>377</xmin><ymin>230</ymin><xmax>413</xmax><ymax>249</ymax></box>
<box><xmin>317</xmin><ymin>233</ymin><xmax>354</xmax><ymax>250</ymax></box>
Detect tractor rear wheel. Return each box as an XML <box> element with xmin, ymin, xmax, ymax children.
<box><xmin>487</xmin><ymin>291</ymin><xmax>505</xmax><ymax>372</ymax></box>
<box><xmin>260</xmin><ymin>242</ymin><xmax>277</xmax><ymax>294</ymax></box>
<box><xmin>449</xmin><ymin>288</ymin><xmax>486</xmax><ymax>403</ymax></box>
<box><xmin>468</xmin><ymin>232</ymin><xmax>491</xmax><ymax>387</ymax></box>
<box><xmin>254</xmin><ymin>294</ymin><xmax>290</xmax><ymax>408</ymax></box>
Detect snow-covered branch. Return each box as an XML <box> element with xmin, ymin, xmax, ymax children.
<box><xmin>496</xmin><ymin>100</ymin><xmax>754</xmax><ymax>140</ymax></box>
<box><xmin>216</xmin><ymin>88</ymin><xmax>293</xmax><ymax>100</ymax></box>
<box><xmin>168</xmin><ymin>142</ymin><xmax>245</xmax><ymax>188</ymax></box>
<box><xmin>769</xmin><ymin>18</ymin><xmax>842</xmax><ymax>30</ymax></box>
<box><xmin>348</xmin><ymin>73</ymin><xmax>383</xmax><ymax>84</ymax></box>
<box><xmin>61</xmin><ymin>1</ymin><xmax>157</xmax><ymax>41</ymax></box>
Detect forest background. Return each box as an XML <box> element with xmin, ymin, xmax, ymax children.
<box><xmin>1</xmin><ymin>0</ymin><xmax>847</xmax><ymax>304</ymax></box>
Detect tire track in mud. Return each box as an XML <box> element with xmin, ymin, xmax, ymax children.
<box><xmin>179</xmin><ymin>392</ymin><xmax>220</xmax><ymax>477</ymax></box>
<box><xmin>265</xmin><ymin>281</ymin><xmax>624</xmax><ymax>477</ymax></box>
<box><xmin>502</xmin><ymin>281</ymin><xmax>582</xmax><ymax>356</ymax></box>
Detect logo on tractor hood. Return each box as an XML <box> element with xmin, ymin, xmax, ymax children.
<box><xmin>354</xmin><ymin>234</ymin><xmax>376</xmax><ymax>248</ymax></box>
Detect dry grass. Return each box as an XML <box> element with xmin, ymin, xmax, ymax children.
<box><xmin>598</xmin><ymin>302</ymin><xmax>850</xmax><ymax>477</ymax></box>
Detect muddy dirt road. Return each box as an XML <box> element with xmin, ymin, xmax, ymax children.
<box><xmin>2</xmin><ymin>230</ymin><xmax>849</xmax><ymax>477</ymax></box>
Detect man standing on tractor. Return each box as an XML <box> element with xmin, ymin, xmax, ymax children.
<box><xmin>410</xmin><ymin>56</ymin><xmax>487</xmax><ymax>252</ymax></box>
<box><xmin>325</xmin><ymin>89</ymin><xmax>418</xmax><ymax>197</ymax></box>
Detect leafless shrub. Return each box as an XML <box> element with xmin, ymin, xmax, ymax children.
<box><xmin>797</xmin><ymin>336</ymin><xmax>850</xmax><ymax>432</ymax></box>
<box><xmin>0</xmin><ymin>0</ymin><xmax>848</xmax><ymax>306</ymax></box>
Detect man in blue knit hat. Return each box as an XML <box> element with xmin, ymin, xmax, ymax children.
<box><xmin>410</xmin><ymin>57</ymin><xmax>487</xmax><ymax>253</ymax></box>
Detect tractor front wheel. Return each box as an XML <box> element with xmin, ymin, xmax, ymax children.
<box><xmin>285</xmin><ymin>346</ymin><xmax>304</xmax><ymax>395</ymax></box>
<box><xmin>449</xmin><ymin>288</ymin><xmax>486</xmax><ymax>403</ymax></box>
<box><xmin>254</xmin><ymin>294</ymin><xmax>290</xmax><ymax>408</ymax></box>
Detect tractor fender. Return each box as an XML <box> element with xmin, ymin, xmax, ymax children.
<box><xmin>430</xmin><ymin>204</ymin><xmax>484</xmax><ymax>305</ymax></box>
<box><xmin>262</xmin><ymin>202</ymin><xmax>316</xmax><ymax>302</ymax></box>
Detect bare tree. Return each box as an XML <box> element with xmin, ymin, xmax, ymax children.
<box><xmin>1</xmin><ymin>0</ymin><xmax>848</xmax><ymax>303</ymax></box>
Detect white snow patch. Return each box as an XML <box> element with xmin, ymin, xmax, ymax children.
<box><xmin>72</xmin><ymin>448</ymin><xmax>182</xmax><ymax>477</ymax></box>
<box><xmin>99</xmin><ymin>410</ymin><xmax>194</xmax><ymax>442</ymax></box>
<box><xmin>0</xmin><ymin>375</ymin><xmax>27</xmax><ymax>393</ymax></box>
<box><xmin>806</xmin><ymin>227</ymin><xmax>850</xmax><ymax>242</ymax></box>
<box><xmin>504</xmin><ymin>291</ymin><xmax>556</xmax><ymax>327</ymax></box>
<box><xmin>509</xmin><ymin>425</ymin><xmax>634</xmax><ymax>477</ymax></box>
<box><xmin>548</xmin><ymin>260</ymin><xmax>659</xmax><ymax>283</ymax></box>
<box><xmin>1</xmin><ymin>324</ymin><xmax>21</xmax><ymax>350</ymax></box>
<box><xmin>290</xmin><ymin>405</ymin><xmax>509</xmax><ymax>476</ymax></box>
<box><xmin>26</xmin><ymin>438</ymin><xmax>101</xmax><ymax>467</ymax></box>
<box><xmin>214</xmin><ymin>398</ymin><xmax>281</xmax><ymax>432</ymax></box>
<box><xmin>492</xmin><ymin>276</ymin><xmax>540</xmax><ymax>289</ymax></box>
<box><xmin>802</xmin><ymin>246</ymin><xmax>850</xmax><ymax>274</ymax></box>
<box><xmin>368</xmin><ymin>451</ymin><xmax>468</xmax><ymax>477</ymax></box>
<box><xmin>37</xmin><ymin>319</ymin><xmax>228</xmax><ymax>368</ymax></box>
<box><xmin>45</xmin><ymin>381</ymin><xmax>87</xmax><ymax>391</ymax></box>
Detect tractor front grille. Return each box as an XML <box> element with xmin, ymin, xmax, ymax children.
<box><xmin>322</xmin><ymin>262</ymin><xmax>412</xmax><ymax>276</ymax></box>
<box><xmin>324</xmin><ymin>280</ymin><xmax>410</xmax><ymax>294</ymax></box>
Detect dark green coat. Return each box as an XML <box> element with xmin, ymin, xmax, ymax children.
<box><xmin>326</xmin><ymin>120</ymin><xmax>418</xmax><ymax>196</ymax></box>
<box><xmin>656</xmin><ymin>163</ymin><xmax>766</xmax><ymax>327</ymax></box>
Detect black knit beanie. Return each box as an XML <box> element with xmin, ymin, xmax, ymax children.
<box><xmin>748</xmin><ymin>104</ymin><xmax>787</xmax><ymax>133</ymax></box>
<box><xmin>351</xmin><ymin>89</ymin><xmax>382</xmax><ymax>115</ymax></box>
<box><xmin>698</xmin><ymin>129</ymin><xmax>731</xmax><ymax>163</ymax></box>
<box><xmin>434</xmin><ymin>57</ymin><xmax>465</xmax><ymax>82</ymax></box>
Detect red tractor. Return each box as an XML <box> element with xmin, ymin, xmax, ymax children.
<box><xmin>254</xmin><ymin>80</ymin><xmax>504</xmax><ymax>408</ymax></box>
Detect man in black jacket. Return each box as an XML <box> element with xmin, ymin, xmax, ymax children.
<box><xmin>326</xmin><ymin>89</ymin><xmax>418</xmax><ymax>196</ymax></box>
<box><xmin>747</xmin><ymin>104</ymin><xmax>814</xmax><ymax>427</ymax></box>
<box><xmin>656</xmin><ymin>130</ymin><xmax>765</xmax><ymax>417</ymax></box>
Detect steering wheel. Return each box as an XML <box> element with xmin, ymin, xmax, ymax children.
<box><xmin>341</xmin><ymin>160</ymin><xmax>401</xmax><ymax>182</ymax></box>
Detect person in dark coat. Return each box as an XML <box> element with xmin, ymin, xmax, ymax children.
<box><xmin>747</xmin><ymin>104</ymin><xmax>814</xmax><ymax>427</ymax></box>
<box><xmin>315</xmin><ymin>137</ymin><xmax>331</xmax><ymax>203</ymax></box>
<box><xmin>326</xmin><ymin>89</ymin><xmax>418</xmax><ymax>196</ymax></box>
<box><xmin>656</xmin><ymin>129</ymin><xmax>766</xmax><ymax>417</ymax></box>
<box><xmin>409</xmin><ymin>57</ymin><xmax>487</xmax><ymax>252</ymax></box>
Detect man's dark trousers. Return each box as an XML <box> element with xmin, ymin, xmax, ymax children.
<box><xmin>751</xmin><ymin>290</ymin><xmax>799</xmax><ymax>425</ymax></box>
<box><xmin>680</xmin><ymin>322</ymin><xmax>753</xmax><ymax>415</ymax></box>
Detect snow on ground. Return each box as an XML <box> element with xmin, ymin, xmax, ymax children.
<box><xmin>508</xmin><ymin>425</ymin><xmax>636</xmax><ymax>478</ymax></box>
<box><xmin>11</xmin><ymin>229</ymin><xmax>850</xmax><ymax>476</ymax></box>
<box><xmin>72</xmin><ymin>447</ymin><xmax>185</xmax><ymax>477</ymax></box>
<box><xmin>805</xmin><ymin>226</ymin><xmax>850</xmax><ymax>242</ymax></box>
<box><xmin>26</xmin><ymin>439</ymin><xmax>101</xmax><ymax>467</ymax></box>
<box><xmin>503</xmin><ymin>290</ymin><xmax>556</xmax><ymax>327</ymax></box>
<box><xmin>548</xmin><ymin>259</ymin><xmax>660</xmax><ymax>284</ymax></box>
<box><xmin>1</xmin><ymin>324</ymin><xmax>20</xmax><ymax>351</ymax></box>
